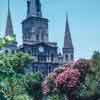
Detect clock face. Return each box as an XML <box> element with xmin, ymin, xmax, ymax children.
<box><xmin>39</xmin><ymin>46</ymin><xmax>44</xmax><ymax>52</ymax></box>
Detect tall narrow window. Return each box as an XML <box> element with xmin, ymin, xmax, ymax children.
<box><xmin>36</xmin><ymin>34</ymin><xmax>39</xmax><ymax>41</ymax></box>
<box><xmin>36</xmin><ymin>66</ymin><xmax>38</xmax><ymax>72</ymax></box>
<box><xmin>51</xmin><ymin>54</ymin><xmax>54</xmax><ymax>62</ymax></box>
<box><xmin>33</xmin><ymin>66</ymin><xmax>38</xmax><ymax>72</ymax></box>
<box><xmin>48</xmin><ymin>66</ymin><xmax>52</xmax><ymax>73</ymax></box>
<box><xmin>65</xmin><ymin>54</ymin><xmax>68</xmax><ymax>61</ymax></box>
<box><xmin>71</xmin><ymin>54</ymin><xmax>73</xmax><ymax>60</ymax></box>
<box><xmin>41</xmin><ymin>34</ymin><xmax>44</xmax><ymax>41</ymax></box>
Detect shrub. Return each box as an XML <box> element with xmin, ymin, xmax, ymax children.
<box><xmin>13</xmin><ymin>94</ymin><xmax>31</xmax><ymax>100</ymax></box>
<box><xmin>24</xmin><ymin>73</ymin><xmax>43</xmax><ymax>100</ymax></box>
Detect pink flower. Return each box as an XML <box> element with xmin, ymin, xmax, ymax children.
<box><xmin>56</xmin><ymin>67</ymin><xmax>80</xmax><ymax>89</ymax></box>
<box><xmin>42</xmin><ymin>80</ymin><xmax>50</xmax><ymax>95</ymax></box>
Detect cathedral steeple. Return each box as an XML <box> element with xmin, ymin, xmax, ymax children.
<box><xmin>27</xmin><ymin>0</ymin><xmax>42</xmax><ymax>17</ymax></box>
<box><xmin>5</xmin><ymin>0</ymin><xmax>14</xmax><ymax>36</ymax></box>
<box><xmin>63</xmin><ymin>14</ymin><xmax>74</xmax><ymax>63</ymax></box>
<box><xmin>64</xmin><ymin>14</ymin><xmax>73</xmax><ymax>49</ymax></box>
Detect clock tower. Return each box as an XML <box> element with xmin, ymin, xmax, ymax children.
<box><xmin>20</xmin><ymin>0</ymin><xmax>59</xmax><ymax>75</ymax></box>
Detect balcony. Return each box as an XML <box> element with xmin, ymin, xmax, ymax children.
<box><xmin>32</xmin><ymin>56</ymin><xmax>59</xmax><ymax>64</ymax></box>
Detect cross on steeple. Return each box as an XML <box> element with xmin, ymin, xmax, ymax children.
<box><xmin>5</xmin><ymin>0</ymin><xmax>14</xmax><ymax>36</ymax></box>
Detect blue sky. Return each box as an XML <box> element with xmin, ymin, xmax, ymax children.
<box><xmin>0</xmin><ymin>0</ymin><xmax>100</xmax><ymax>59</ymax></box>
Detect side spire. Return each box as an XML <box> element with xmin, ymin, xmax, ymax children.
<box><xmin>27</xmin><ymin>0</ymin><xmax>42</xmax><ymax>17</ymax></box>
<box><xmin>64</xmin><ymin>14</ymin><xmax>73</xmax><ymax>49</ymax></box>
<box><xmin>5</xmin><ymin>0</ymin><xmax>14</xmax><ymax>36</ymax></box>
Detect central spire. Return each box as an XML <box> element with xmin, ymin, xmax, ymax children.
<box><xmin>27</xmin><ymin>0</ymin><xmax>42</xmax><ymax>17</ymax></box>
<box><xmin>5</xmin><ymin>0</ymin><xmax>14</xmax><ymax>36</ymax></box>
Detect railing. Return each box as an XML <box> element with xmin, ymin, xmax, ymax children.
<box><xmin>32</xmin><ymin>56</ymin><xmax>59</xmax><ymax>63</ymax></box>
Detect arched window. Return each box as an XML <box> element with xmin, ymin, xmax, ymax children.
<box><xmin>48</xmin><ymin>66</ymin><xmax>52</xmax><ymax>73</ymax></box>
<box><xmin>71</xmin><ymin>54</ymin><xmax>73</xmax><ymax>60</ymax></box>
<box><xmin>5</xmin><ymin>50</ymin><xmax>8</xmax><ymax>54</ymax></box>
<box><xmin>65</xmin><ymin>54</ymin><xmax>68</xmax><ymax>61</ymax></box>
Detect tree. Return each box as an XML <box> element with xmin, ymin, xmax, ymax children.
<box><xmin>9</xmin><ymin>52</ymin><xmax>33</xmax><ymax>74</ymax></box>
<box><xmin>0</xmin><ymin>52</ymin><xmax>33</xmax><ymax>74</ymax></box>
<box><xmin>0</xmin><ymin>35</ymin><xmax>16</xmax><ymax>49</ymax></box>
<box><xmin>0</xmin><ymin>52</ymin><xmax>33</xmax><ymax>99</ymax></box>
<box><xmin>92</xmin><ymin>51</ymin><xmax>100</xmax><ymax>60</ymax></box>
<box><xmin>76</xmin><ymin>51</ymin><xmax>100</xmax><ymax>100</ymax></box>
<box><xmin>24</xmin><ymin>72</ymin><xmax>43</xmax><ymax>100</ymax></box>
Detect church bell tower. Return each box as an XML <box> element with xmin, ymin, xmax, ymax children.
<box><xmin>22</xmin><ymin>0</ymin><xmax>48</xmax><ymax>43</ymax></box>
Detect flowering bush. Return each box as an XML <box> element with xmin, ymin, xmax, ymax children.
<box><xmin>42</xmin><ymin>59</ymin><xmax>90</xmax><ymax>100</ymax></box>
<box><xmin>42</xmin><ymin>80</ymin><xmax>50</xmax><ymax>95</ymax></box>
<box><xmin>42</xmin><ymin>63</ymin><xmax>81</xmax><ymax>96</ymax></box>
<box><xmin>54</xmin><ymin>67</ymin><xmax>65</xmax><ymax>75</ymax></box>
<box><xmin>72</xmin><ymin>59</ymin><xmax>90</xmax><ymax>82</ymax></box>
<box><xmin>56</xmin><ymin>67</ymin><xmax>80</xmax><ymax>91</ymax></box>
<box><xmin>42</xmin><ymin>73</ymin><xmax>57</xmax><ymax>95</ymax></box>
<box><xmin>73</xmin><ymin>59</ymin><xmax>89</xmax><ymax>71</ymax></box>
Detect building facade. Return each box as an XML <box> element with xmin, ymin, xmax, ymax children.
<box><xmin>4</xmin><ymin>0</ymin><xmax>74</xmax><ymax>75</ymax></box>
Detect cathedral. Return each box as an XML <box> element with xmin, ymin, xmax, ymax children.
<box><xmin>4</xmin><ymin>0</ymin><xmax>74</xmax><ymax>75</ymax></box>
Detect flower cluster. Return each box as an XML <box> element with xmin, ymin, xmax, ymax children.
<box><xmin>73</xmin><ymin>59</ymin><xmax>90</xmax><ymax>82</ymax></box>
<box><xmin>42</xmin><ymin>73</ymin><xmax>57</xmax><ymax>95</ymax></box>
<box><xmin>42</xmin><ymin>59</ymin><xmax>89</xmax><ymax>95</ymax></box>
<box><xmin>56</xmin><ymin>67</ymin><xmax>80</xmax><ymax>90</ymax></box>
<box><xmin>73</xmin><ymin>59</ymin><xmax>89</xmax><ymax>72</ymax></box>
<box><xmin>42</xmin><ymin>80</ymin><xmax>50</xmax><ymax>95</ymax></box>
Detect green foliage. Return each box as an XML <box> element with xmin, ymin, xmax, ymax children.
<box><xmin>13</xmin><ymin>94</ymin><xmax>31</xmax><ymax>100</ymax></box>
<box><xmin>10</xmin><ymin>52</ymin><xmax>33</xmax><ymax>74</ymax></box>
<box><xmin>0</xmin><ymin>44</ymin><xmax>100</xmax><ymax>100</ymax></box>
<box><xmin>0</xmin><ymin>35</ymin><xmax>16</xmax><ymax>49</ymax></box>
<box><xmin>48</xmin><ymin>95</ymin><xmax>61</xmax><ymax>100</ymax></box>
<box><xmin>0</xmin><ymin>52</ymin><xmax>33</xmax><ymax>74</ymax></box>
<box><xmin>0</xmin><ymin>36</ymin><xmax>45</xmax><ymax>99</ymax></box>
<box><xmin>28</xmin><ymin>72</ymin><xmax>43</xmax><ymax>82</ymax></box>
<box><xmin>0</xmin><ymin>52</ymin><xmax>33</xmax><ymax>99</ymax></box>
<box><xmin>0</xmin><ymin>74</ymin><xmax>25</xmax><ymax>99</ymax></box>
<box><xmin>92</xmin><ymin>51</ymin><xmax>100</xmax><ymax>60</ymax></box>
<box><xmin>24</xmin><ymin>72</ymin><xmax>43</xmax><ymax>100</ymax></box>
<box><xmin>77</xmin><ymin>51</ymin><xmax>100</xmax><ymax>98</ymax></box>
<box><xmin>0</xmin><ymin>72</ymin><xmax>43</xmax><ymax>100</ymax></box>
<box><xmin>48</xmin><ymin>94</ymin><xmax>67</xmax><ymax>100</ymax></box>
<box><xmin>0</xmin><ymin>92</ymin><xmax>7</xmax><ymax>100</ymax></box>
